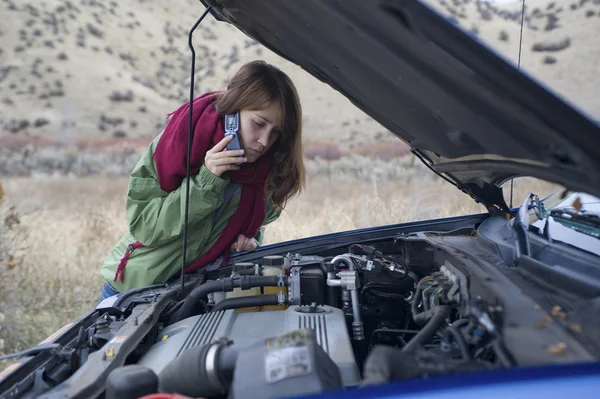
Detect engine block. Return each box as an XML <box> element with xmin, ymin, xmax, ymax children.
<box><xmin>138</xmin><ymin>305</ymin><xmax>361</xmax><ymax>386</ymax></box>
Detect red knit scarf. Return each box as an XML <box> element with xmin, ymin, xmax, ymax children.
<box><xmin>113</xmin><ymin>92</ymin><xmax>272</xmax><ymax>284</ymax></box>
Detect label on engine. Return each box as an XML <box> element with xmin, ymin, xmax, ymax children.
<box><xmin>266</xmin><ymin>329</ymin><xmax>307</xmax><ymax>349</ymax></box>
<box><xmin>265</xmin><ymin>346</ymin><xmax>312</xmax><ymax>384</ymax></box>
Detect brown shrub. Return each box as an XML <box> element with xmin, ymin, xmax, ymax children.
<box><xmin>303</xmin><ymin>141</ymin><xmax>345</xmax><ymax>160</ymax></box>
<box><xmin>74</xmin><ymin>137</ymin><xmax>150</xmax><ymax>152</ymax></box>
<box><xmin>0</xmin><ymin>135</ymin><xmax>59</xmax><ymax>151</ymax></box>
<box><xmin>351</xmin><ymin>140</ymin><xmax>411</xmax><ymax>160</ymax></box>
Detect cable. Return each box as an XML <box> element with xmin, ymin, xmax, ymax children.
<box><xmin>517</xmin><ymin>0</ymin><xmax>526</xmax><ymax>70</ymax></box>
<box><xmin>181</xmin><ymin>6</ymin><xmax>213</xmax><ymax>296</ymax></box>
<box><xmin>510</xmin><ymin>0</ymin><xmax>527</xmax><ymax>208</ymax></box>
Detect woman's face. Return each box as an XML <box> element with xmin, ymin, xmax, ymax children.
<box><xmin>238</xmin><ymin>102</ymin><xmax>282</xmax><ymax>163</ymax></box>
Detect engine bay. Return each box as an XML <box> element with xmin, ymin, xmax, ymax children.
<box><xmin>2</xmin><ymin>213</ymin><xmax>599</xmax><ymax>399</ymax></box>
<box><xmin>112</xmin><ymin>245</ymin><xmax>497</xmax><ymax>399</ymax></box>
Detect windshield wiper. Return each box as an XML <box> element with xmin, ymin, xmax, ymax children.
<box><xmin>550</xmin><ymin>208</ymin><xmax>600</xmax><ymax>239</ymax></box>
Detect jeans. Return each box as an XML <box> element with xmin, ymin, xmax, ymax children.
<box><xmin>99</xmin><ymin>281</ymin><xmax>120</xmax><ymax>302</ymax></box>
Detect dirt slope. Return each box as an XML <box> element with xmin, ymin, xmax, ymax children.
<box><xmin>0</xmin><ymin>0</ymin><xmax>383</xmax><ymax>149</ymax></box>
<box><xmin>0</xmin><ymin>0</ymin><xmax>598</xmax><ymax>153</ymax></box>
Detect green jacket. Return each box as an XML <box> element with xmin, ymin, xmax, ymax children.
<box><xmin>100</xmin><ymin>133</ymin><xmax>281</xmax><ymax>292</ymax></box>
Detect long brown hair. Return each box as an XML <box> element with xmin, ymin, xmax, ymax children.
<box><xmin>215</xmin><ymin>60</ymin><xmax>305</xmax><ymax>209</ymax></box>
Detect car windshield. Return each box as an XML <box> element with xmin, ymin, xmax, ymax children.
<box><xmin>526</xmin><ymin>189</ymin><xmax>600</xmax><ymax>256</ymax></box>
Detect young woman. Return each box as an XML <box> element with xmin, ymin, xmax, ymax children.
<box><xmin>99</xmin><ymin>60</ymin><xmax>305</xmax><ymax>300</ymax></box>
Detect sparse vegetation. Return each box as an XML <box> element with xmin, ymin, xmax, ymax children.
<box><xmin>86</xmin><ymin>23</ymin><xmax>104</xmax><ymax>38</ymax></box>
<box><xmin>544</xmin><ymin>14</ymin><xmax>561</xmax><ymax>30</ymax></box>
<box><xmin>532</xmin><ymin>37</ymin><xmax>571</xmax><ymax>52</ymax></box>
<box><xmin>34</xmin><ymin>118</ymin><xmax>49</xmax><ymax>128</ymax></box>
<box><xmin>108</xmin><ymin>90</ymin><xmax>134</xmax><ymax>102</ymax></box>
<box><xmin>5</xmin><ymin>119</ymin><xmax>29</xmax><ymax>134</ymax></box>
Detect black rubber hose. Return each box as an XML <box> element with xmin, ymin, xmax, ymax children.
<box><xmin>361</xmin><ymin>345</ymin><xmax>492</xmax><ymax>387</ymax></box>
<box><xmin>170</xmin><ymin>276</ymin><xmax>285</xmax><ymax>324</ymax></box>
<box><xmin>492</xmin><ymin>339</ymin><xmax>515</xmax><ymax>368</ymax></box>
<box><xmin>361</xmin><ymin>345</ymin><xmax>420</xmax><ymax>386</ymax></box>
<box><xmin>410</xmin><ymin>283</ymin><xmax>424</xmax><ymax>322</ymax></box>
<box><xmin>402</xmin><ymin>306</ymin><xmax>450</xmax><ymax>353</ymax></box>
<box><xmin>211</xmin><ymin>294</ymin><xmax>280</xmax><ymax>312</ymax></box>
<box><xmin>159</xmin><ymin>339</ymin><xmax>266</xmax><ymax>397</ymax></box>
<box><xmin>159</xmin><ymin>344</ymin><xmax>226</xmax><ymax>397</ymax></box>
<box><xmin>443</xmin><ymin>326</ymin><xmax>472</xmax><ymax>360</ymax></box>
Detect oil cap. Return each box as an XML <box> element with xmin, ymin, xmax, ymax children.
<box><xmin>262</xmin><ymin>255</ymin><xmax>284</xmax><ymax>267</ymax></box>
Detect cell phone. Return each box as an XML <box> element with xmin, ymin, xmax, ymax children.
<box><xmin>224</xmin><ymin>112</ymin><xmax>245</xmax><ymax>165</ymax></box>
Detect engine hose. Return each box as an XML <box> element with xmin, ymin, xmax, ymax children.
<box><xmin>159</xmin><ymin>341</ymin><xmax>238</xmax><ymax>398</ymax></box>
<box><xmin>443</xmin><ymin>325</ymin><xmax>472</xmax><ymax>360</ymax></box>
<box><xmin>492</xmin><ymin>339</ymin><xmax>515</xmax><ymax>368</ymax></box>
<box><xmin>169</xmin><ymin>276</ymin><xmax>286</xmax><ymax>324</ymax></box>
<box><xmin>211</xmin><ymin>294</ymin><xmax>281</xmax><ymax>312</ymax></box>
<box><xmin>402</xmin><ymin>306</ymin><xmax>450</xmax><ymax>353</ymax></box>
<box><xmin>361</xmin><ymin>344</ymin><xmax>491</xmax><ymax>387</ymax></box>
<box><xmin>410</xmin><ymin>283</ymin><xmax>425</xmax><ymax>324</ymax></box>
<box><xmin>326</xmin><ymin>263</ymin><xmax>340</xmax><ymax>308</ymax></box>
<box><xmin>360</xmin><ymin>282</ymin><xmax>410</xmax><ymax>303</ymax></box>
<box><xmin>159</xmin><ymin>336</ymin><xmax>275</xmax><ymax>397</ymax></box>
<box><xmin>360</xmin><ymin>345</ymin><xmax>420</xmax><ymax>386</ymax></box>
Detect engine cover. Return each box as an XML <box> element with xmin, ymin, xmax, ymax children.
<box><xmin>138</xmin><ymin>305</ymin><xmax>361</xmax><ymax>387</ymax></box>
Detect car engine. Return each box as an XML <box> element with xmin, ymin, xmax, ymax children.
<box><xmin>137</xmin><ymin>303</ymin><xmax>361</xmax><ymax>387</ymax></box>
<box><xmin>6</xmin><ymin>225</ymin><xmax>596</xmax><ymax>399</ymax></box>
<box><xmin>98</xmin><ymin>243</ymin><xmax>505</xmax><ymax>399</ymax></box>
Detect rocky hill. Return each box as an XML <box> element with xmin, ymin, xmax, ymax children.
<box><xmin>0</xmin><ymin>0</ymin><xmax>598</xmax><ymax>176</ymax></box>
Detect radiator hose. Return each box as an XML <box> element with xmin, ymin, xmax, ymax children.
<box><xmin>211</xmin><ymin>294</ymin><xmax>281</xmax><ymax>312</ymax></box>
<box><xmin>169</xmin><ymin>276</ymin><xmax>287</xmax><ymax>324</ymax></box>
<box><xmin>403</xmin><ymin>305</ymin><xmax>450</xmax><ymax>352</ymax></box>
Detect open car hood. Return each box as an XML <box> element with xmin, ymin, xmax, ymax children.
<box><xmin>200</xmin><ymin>0</ymin><xmax>600</xmax><ymax>213</ymax></box>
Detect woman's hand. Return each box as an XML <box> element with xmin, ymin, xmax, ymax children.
<box><xmin>205</xmin><ymin>135</ymin><xmax>247</xmax><ymax>177</ymax></box>
<box><xmin>231</xmin><ymin>234</ymin><xmax>257</xmax><ymax>253</ymax></box>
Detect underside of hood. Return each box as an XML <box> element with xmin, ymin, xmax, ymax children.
<box><xmin>199</xmin><ymin>0</ymin><xmax>600</xmax><ymax>213</ymax></box>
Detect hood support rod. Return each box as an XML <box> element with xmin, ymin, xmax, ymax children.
<box><xmin>181</xmin><ymin>5</ymin><xmax>213</xmax><ymax>297</ymax></box>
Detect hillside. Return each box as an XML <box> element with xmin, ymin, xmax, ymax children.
<box><xmin>0</xmin><ymin>0</ymin><xmax>598</xmax><ymax>175</ymax></box>
<box><xmin>423</xmin><ymin>0</ymin><xmax>600</xmax><ymax>122</ymax></box>
<box><xmin>0</xmin><ymin>0</ymin><xmax>384</xmax><ymax>149</ymax></box>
